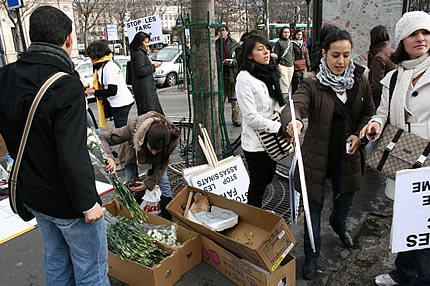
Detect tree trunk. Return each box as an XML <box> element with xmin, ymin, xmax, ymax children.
<box><xmin>191</xmin><ymin>0</ymin><xmax>221</xmax><ymax>165</ymax></box>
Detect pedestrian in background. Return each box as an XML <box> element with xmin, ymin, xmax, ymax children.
<box><xmin>235</xmin><ymin>34</ymin><xmax>285</xmax><ymax>207</ymax></box>
<box><xmin>99</xmin><ymin>111</ymin><xmax>179</xmax><ymax>219</ymax></box>
<box><xmin>360</xmin><ymin>11</ymin><xmax>430</xmax><ymax>286</ymax></box>
<box><xmin>85</xmin><ymin>41</ymin><xmax>134</xmax><ymax>128</ymax></box>
<box><xmin>368</xmin><ymin>25</ymin><xmax>396</xmax><ymax>108</ymax></box>
<box><xmin>310</xmin><ymin>24</ymin><xmax>340</xmax><ymax>72</ymax></box>
<box><xmin>292</xmin><ymin>29</ymin><xmax>310</xmax><ymax>94</ymax></box>
<box><xmin>282</xmin><ymin>29</ymin><xmax>374</xmax><ymax>281</ymax></box>
<box><xmin>130</xmin><ymin>32</ymin><xmax>164</xmax><ymax>116</ymax></box>
<box><xmin>216</xmin><ymin>25</ymin><xmax>241</xmax><ymax>127</ymax></box>
<box><xmin>272</xmin><ymin>26</ymin><xmax>294</xmax><ymax>100</ymax></box>
<box><xmin>0</xmin><ymin>6</ymin><xmax>110</xmax><ymax>285</ymax></box>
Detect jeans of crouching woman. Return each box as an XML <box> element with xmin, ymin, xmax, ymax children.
<box><xmin>111</xmin><ymin>103</ymin><xmax>133</xmax><ymax>128</ymax></box>
<box><xmin>303</xmin><ymin>188</ymin><xmax>355</xmax><ymax>262</ymax></box>
<box><xmin>389</xmin><ymin>248</ymin><xmax>430</xmax><ymax>286</ymax></box>
<box><xmin>26</xmin><ymin>205</ymin><xmax>110</xmax><ymax>286</ymax></box>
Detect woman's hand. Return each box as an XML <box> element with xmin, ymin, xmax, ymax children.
<box><xmin>105</xmin><ymin>158</ymin><xmax>116</xmax><ymax>174</ymax></box>
<box><xmin>359</xmin><ymin>121</ymin><xmax>381</xmax><ymax>140</ymax></box>
<box><xmin>285</xmin><ymin>120</ymin><xmax>303</xmax><ymax>140</ymax></box>
<box><xmin>271</xmin><ymin>53</ymin><xmax>278</xmax><ymax>59</ymax></box>
<box><xmin>130</xmin><ymin>181</ymin><xmax>146</xmax><ymax>192</ymax></box>
<box><xmin>346</xmin><ymin>135</ymin><xmax>361</xmax><ymax>155</ymax></box>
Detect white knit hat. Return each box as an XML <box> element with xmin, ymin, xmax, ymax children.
<box><xmin>395</xmin><ymin>11</ymin><xmax>430</xmax><ymax>46</ymax></box>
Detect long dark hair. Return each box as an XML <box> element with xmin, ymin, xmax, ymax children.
<box><xmin>370</xmin><ymin>25</ymin><xmax>390</xmax><ymax>47</ymax></box>
<box><xmin>239</xmin><ymin>34</ymin><xmax>273</xmax><ymax>72</ymax></box>
<box><xmin>144</xmin><ymin>123</ymin><xmax>170</xmax><ymax>161</ymax></box>
<box><xmin>130</xmin><ymin>32</ymin><xmax>150</xmax><ymax>51</ymax></box>
<box><xmin>278</xmin><ymin>27</ymin><xmax>291</xmax><ymax>40</ymax></box>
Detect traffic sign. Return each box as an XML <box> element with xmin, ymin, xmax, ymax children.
<box><xmin>6</xmin><ymin>0</ymin><xmax>24</xmax><ymax>9</ymax></box>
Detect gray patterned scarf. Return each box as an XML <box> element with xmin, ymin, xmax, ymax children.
<box><xmin>316</xmin><ymin>57</ymin><xmax>355</xmax><ymax>93</ymax></box>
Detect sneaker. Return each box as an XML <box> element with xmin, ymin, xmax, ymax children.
<box><xmin>375</xmin><ymin>274</ymin><xmax>399</xmax><ymax>286</ymax></box>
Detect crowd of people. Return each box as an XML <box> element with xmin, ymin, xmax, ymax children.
<box><xmin>0</xmin><ymin>4</ymin><xmax>429</xmax><ymax>286</ymax></box>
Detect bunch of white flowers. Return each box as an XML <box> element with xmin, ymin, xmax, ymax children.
<box><xmin>145</xmin><ymin>224</ymin><xmax>180</xmax><ymax>247</ymax></box>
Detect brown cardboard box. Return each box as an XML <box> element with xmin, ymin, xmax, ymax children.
<box><xmin>201</xmin><ymin>235</ymin><xmax>296</xmax><ymax>286</ymax></box>
<box><xmin>104</xmin><ymin>200</ymin><xmax>202</xmax><ymax>285</ymax></box>
<box><xmin>166</xmin><ymin>186</ymin><xmax>296</xmax><ymax>272</ymax></box>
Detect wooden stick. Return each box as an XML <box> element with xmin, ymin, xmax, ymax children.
<box><xmin>183</xmin><ymin>190</ymin><xmax>194</xmax><ymax>218</ymax></box>
<box><xmin>198</xmin><ymin>135</ymin><xmax>214</xmax><ymax>167</ymax></box>
<box><xmin>199</xmin><ymin>124</ymin><xmax>218</xmax><ymax>166</ymax></box>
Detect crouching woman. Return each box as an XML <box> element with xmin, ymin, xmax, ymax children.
<box><xmin>100</xmin><ymin>111</ymin><xmax>179</xmax><ymax>219</ymax></box>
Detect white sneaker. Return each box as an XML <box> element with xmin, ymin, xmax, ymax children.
<box><xmin>375</xmin><ymin>274</ymin><xmax>399</xmax><ymax>286</ymax></box>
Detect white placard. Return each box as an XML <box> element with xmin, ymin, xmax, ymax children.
<box><xmin>391</xmin><ymin>167</ymin><xmax>430</xmax><ymax>253</ymax></box>
<box><xmin>125</xmin><ymin>15</ymin><xmax>163</xmax><ymax>45</ymax></box>
<box><xmin>106</xmin><ymin>24</ymin><xmax>118</xmax><ymax>41</ymax></box>
<box><xmin>186</xmin><ymin>156</ymin><xmax>249</xmax><ymax>204</ymax></box>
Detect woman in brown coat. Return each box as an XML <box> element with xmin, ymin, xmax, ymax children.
<box><xmin>99</xmin><ymin>111</ymin><xmax>179</xmax><ymax>218</ymax></box>
<box><xmin>281</xmin><ymin>30</ymin><xmax>374</xmax><ymax>280</ymax></box>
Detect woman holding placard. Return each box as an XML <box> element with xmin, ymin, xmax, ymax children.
<box><xmin>235</xmin><ymin>34</ymin><xmax>286</xmax><ymax>208</ymax></box>
<box><xmin>360</xmin><ymin>11</ymin><xmax>430</xmax><ymax>286</ymax></box>
<box><xmin>282</xmin><ymin>29</ymin><xmax>374</xmax><ymax>280</ymax></box>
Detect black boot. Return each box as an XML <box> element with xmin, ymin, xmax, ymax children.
<box><xmin>160</xmin><ymin>196</ymin><xmax>172</xmax><ymax>220</ymax></box>
<box><xmin>303</xmin><ymin>260</ymin><xmax>317</xmax><ymax>280</ymax></box>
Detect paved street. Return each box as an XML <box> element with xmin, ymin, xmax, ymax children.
<box><xmin>0</xmin><ymin>85</ymin><xmax>397</xmax><ymax>286</ymax></box>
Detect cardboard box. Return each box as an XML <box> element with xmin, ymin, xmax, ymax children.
<box><xmin>104</xmin><ymin>200</ymin><xmax>202</xmax><ymax>285</ymax></box>
<box><xmin>0</xmin><ymin>135</ymin><xmax>7</xmax><ymax>157</ymax></box>
<box><xmin>166</xmin><ymin>186</ymin><xmax>296</xmax><ymax>272</ymax></box>
<box><xmin>201</xmin><ymin>235</ymin><xmax>296</xmax><ymax>286</ymax></box>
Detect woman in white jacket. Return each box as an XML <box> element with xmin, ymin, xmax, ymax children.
<box><xmin>360</xmin><ymin>11</ymin><xmax>430</xmax><ymax>286</ymax></box>
<box><xmin>235</xmin><ymin>34</ymin><xmax>285</xmax><ymax>207</ymax></box>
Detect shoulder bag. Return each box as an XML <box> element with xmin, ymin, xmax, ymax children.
<box><xmin>255</xmin><ymin>111</ymin><xmax>295</xmax><ymax>161</ymax></box>
<box><xmin>366</xmin><ymin>71</ymin><xmax>430</xmax><ymax>180</ymax></box>
<box><xmin>9</xmin><ymin>72</ymin><xmax>67</xmax><ymax>221</ymax></box>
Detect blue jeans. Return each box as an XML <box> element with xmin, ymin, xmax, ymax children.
<box><xmin>303</xmin><ymin>185</ymin><xmax>355</xmax><ymax>262</ymax></box>
<box><xmin>111</xmin><ymin>103</ymin><xmax>132</xmax><ymax>128</ymax></box>
<box><xmin>125</xmin><ymin>165</ymin><xmax>172</xmax><ymax>197</ymax></box>
<box><xmin>27</xmin><ymin>206</ymin><xmax>110</xmax><ymax>286</ymax></box>
<box><xmin>389</xmin><ymin>249</ymin><xmax>430</xmax><ymax>286</ymax></box>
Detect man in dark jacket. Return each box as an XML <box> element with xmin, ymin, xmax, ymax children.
<box><xmin>216</xmin><ymin>26</ymin><xmax>241</xmax><ymax>127</ymax></box>
<box><xmin>0</xmin><ymin>6</ymin><xmax>109</xmax><ymax>285</ymax></box>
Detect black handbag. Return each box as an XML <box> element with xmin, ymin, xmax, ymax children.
<box><xmin>9</xmin><ymin>72</ymin><xmax>67</xmax><ymax>221</ymax></box>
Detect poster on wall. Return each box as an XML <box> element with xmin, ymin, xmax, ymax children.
<box><xmin>322</xmin><ymin>0</ymin><xmax>403</xmax><ymax>65</ymax></box>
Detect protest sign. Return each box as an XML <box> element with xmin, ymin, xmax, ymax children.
<box><xmin>391</xmin><ymin>167</ymin><xmax>430</xmax><ymax>253</ymax></box>
<box><xmin>125</xmin><ymin>15</ymin><xmax>163</xmax><ymax>45</ymax></box>
<box><xmin>186</xmin><ymin>156</ymin><xmax>249</xmax><ymax>203</ymax></box>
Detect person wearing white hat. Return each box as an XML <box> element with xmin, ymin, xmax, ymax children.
<box><xmin>360</xmin><ymin>10</ymin><xmax>430</xmax><ymax>286</ymax></box>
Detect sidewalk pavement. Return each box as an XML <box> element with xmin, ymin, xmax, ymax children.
<box><xmin>0</xmin><ymin>86</ymin><xmax>398</xmax><ymax>285</ymax></box>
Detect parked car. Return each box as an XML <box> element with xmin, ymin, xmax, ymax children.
<box><xmin>151</xmin><ymin>46</ymin><xmax>184</xmax><ymax>87</ymax></box>
<box><xmin>75</xmin><ymin>55</ymin><xmax>130</xmax><ymax>101</ymax></box>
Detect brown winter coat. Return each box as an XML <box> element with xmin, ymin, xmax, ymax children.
<box><xmin>99</xmin><ymin>112</ymin><xmax>179</xmax><ymax>190</ymax></box>
<box><xmin>368</xmin><ymin>41</ymin><xmax>396</xmax><ymax>107</ymax></box>
<box><xmin>281</xmin><ymin>65</ymin><xmax>374</xmax><ymax>204</ymax></box>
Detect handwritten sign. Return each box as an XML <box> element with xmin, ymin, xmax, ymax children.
<box><xmin>391</xmin><ymin>167</ymin><xmax>430</xmax><ymax>253</ymax></box>
<box><xmin>184</xmin><ymin>156</ymin><xmax>249</xmax><ymax>203</ymax></box>
<box><xmin>125</xmin><ymin>15</ymin><xmax>163</xmax><ymax>45</ymax></box>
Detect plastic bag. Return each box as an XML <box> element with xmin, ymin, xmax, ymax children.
<box><xmin>140</xmin><ymin>185</ymin><xmax>162</xmax><ymax>215</ymax></box>
<box><xmin>138</xmin><ymin>223</ymin><xmax>180</xmax><ymax>247</ymax></box>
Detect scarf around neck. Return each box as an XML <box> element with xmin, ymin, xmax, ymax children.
<box><xmin>316</xmin><ymin>57</ymin><xmax>355</xmax><ymax>94</ymax></box>
<box><xmin>391</xmin><ymin>53</ymin><xmax>430</xmax><ymax>129</ymax></box>
<box><xmin>249</xmin><ymin>61</ymin><xmax>285</xmax><ymax>106</ymax></box>
<box><xmin>27</xmin><ymin>42</ymin><xmax>73</xmax><ymax>70</ymax></box>
<box><xmin>294</xmin><ymin>39</ymin><xmax>303</xmax><ymax>48</ymax></box>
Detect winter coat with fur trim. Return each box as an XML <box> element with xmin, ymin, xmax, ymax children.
<box><xmin>99</xmin><ymin>112</ymin><xmax>179</xmax><ymax>190</ymax></box>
